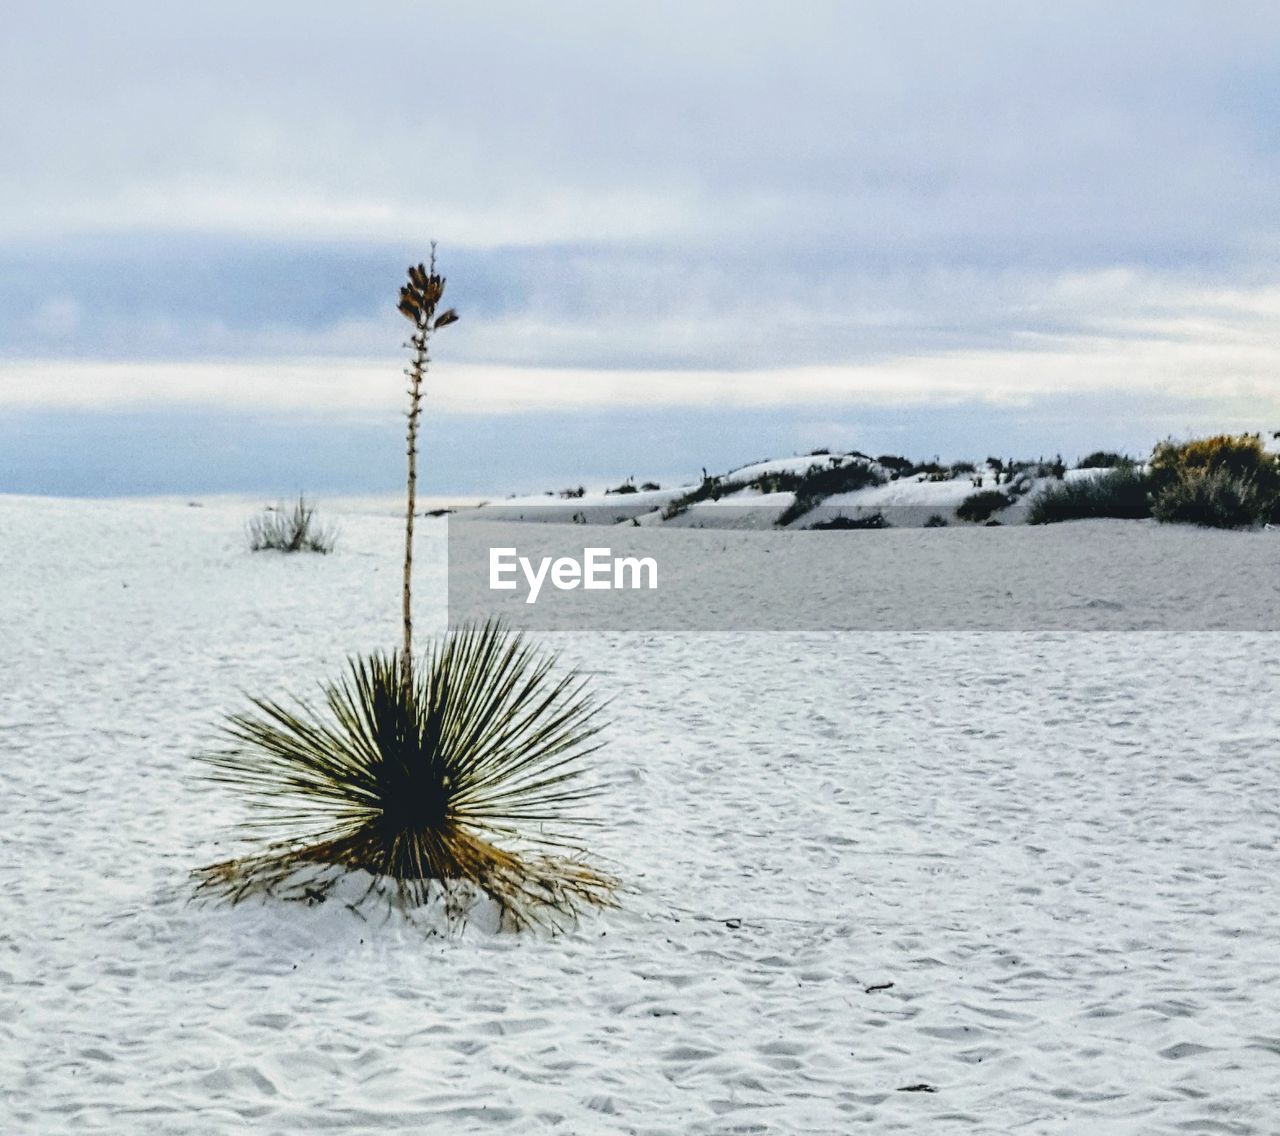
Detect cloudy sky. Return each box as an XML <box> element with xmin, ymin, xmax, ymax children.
<box><xmin>4</xmin><ymin>1</ymin><xmax>1280</xmax><ymax>495</ymax></box>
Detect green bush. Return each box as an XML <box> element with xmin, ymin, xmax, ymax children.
<box><xmin>1147</xmin><ymin>433</ymin><xmax>1279</xmax><ymax>527</ymax></box>
<box><xmin>1149</xmin><ymin>434</ymin><xmax>1280</xmax><ymax>496</ymax></box>
<box><xmin>955</xmin><ymin>489</ymin><xmax>1012</xmax><ymax>523</ymax></box>
<box><xmin>1151</xmin><ymin>468</ymin><xmax>1266</xmax><ymax>529</ymax></box>
<box><xmin>1028</xmin><ymin>467</ymin><xmax>1151</xmax><ymax>524</ymax></box>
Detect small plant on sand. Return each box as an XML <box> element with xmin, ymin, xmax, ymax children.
<box><xmin>247</xmin><ymin>495</ymin><xmax>336</xmax><ymax>553</ymax></box>
<box><xmin>197</xmin><ymin>248</ymin><xmax>616</xmax><ymax>930</ymax></box>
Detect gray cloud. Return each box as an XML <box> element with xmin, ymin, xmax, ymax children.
<box><xmin>2</xmin><ymin>237</ymin><xmax>1277</xmax><ymax>375</ymax></box>
<box><xmin>6</xmin><ymin>2</ymin><xmax>1280</xmax><ymax>256</ymax></box>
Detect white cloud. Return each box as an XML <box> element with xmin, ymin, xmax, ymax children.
<box><xmin>5</xmin><ymin>331</ymin><xmax>1278</xmax><ymax>424</ymax></box>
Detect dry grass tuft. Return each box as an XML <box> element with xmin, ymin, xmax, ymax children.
<box><xmin>247</xmin><ymin>496</ymin><xmax>336</xmax><ymax>554</ymax></box>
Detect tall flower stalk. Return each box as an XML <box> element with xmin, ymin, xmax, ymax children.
<box><xmin>396</xmin><ymin>243</ymin><xmax>459</xmax><ymax>689</ymax></box>
<box><xmin>194</xmin><ymin>251</ymin><xmax>616</xmax><ymax>931</ymax></box>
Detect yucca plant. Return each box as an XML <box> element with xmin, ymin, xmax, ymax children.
<box><xmin>194</xmin><ymin>624</ymin><xmax>616</xmax><ymax>929</ymax></box>
<box><xmin>196</xmin><ymin>247</ymin><xmax>617</xmax><ymax>929</ymax></box>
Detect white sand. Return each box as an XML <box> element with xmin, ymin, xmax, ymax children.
<box><xmin>2</xmin><ymin>494</ymin><xmax>1279</xmax><ymax>1133</ymax></box>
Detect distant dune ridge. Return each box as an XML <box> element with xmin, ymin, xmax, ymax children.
<box><xmin>469</xmin><ymin>451</ymin><xmax>1102</xmax><ymax>529</ymax></box>
<box><xmin>469</xmin><ymin>434</ymin><xmax>1280</xmax><ymax>530</ymax></box>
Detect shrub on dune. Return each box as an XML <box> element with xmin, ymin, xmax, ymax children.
<box><xmin>808</xmin><ymin>511</ymin><xmax>889</xmax><ymax>530</ymax></box>
<box><xmin>876</xmin><ymin>453</ymin><xmax>915</xmax><ymax>477</ymax></box>
<box><xmin>1028</xmin><ymin>467</ymin><xmax>1151</xmax><ymax>524</ymax></box>
<box><xmin>662</xmin><ymin>474</ymin><xmax>739</xmax><ymax>519</ymax></box>
<box><xmin>1150</xmin><ymin>468</ymin><xmax>1265</xmax><ymax>529</ymax></box>
<box><xmin>1076</xmin><ymin>450</ymin><xmax>1131</xmax><ymax>469</ymax></box>
<box><xmin>776</xmin><ymin>459</ymin><xmax>885</xmax><ymax>526</ymax></box>
<box><xmin>1147</xmin><ymin>433</ymin><xmax>1279</xmax><ymax>528</ymax></box>
<box><xmin>955</xmin><ymin>489</ymin><xmax>1012</xmax><ymax>523</ymax></box>
<box><xmin>1149</xmin><ymin>433</ymin><xmax>1279</xmax><ymax>495</ymax></box>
